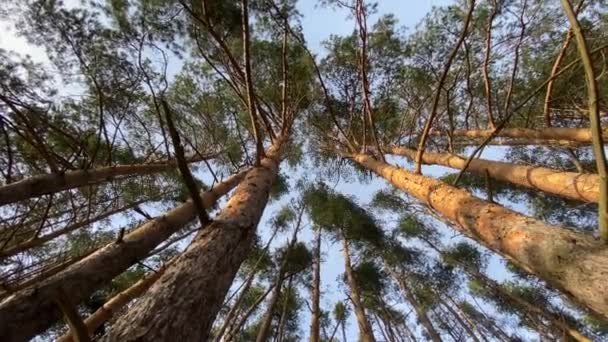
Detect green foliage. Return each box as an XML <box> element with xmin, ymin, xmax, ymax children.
<box><xmin>442</xmin><ymin>242</ymin><xmax>488</xmax><ymax>272</ymax></box>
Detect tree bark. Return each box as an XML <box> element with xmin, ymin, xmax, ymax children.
<box><xmin>439</xmin><ymin>297</ymin><xmax>480</xmax><ymax>342</ymax></box>
<box><xmin>348</xmin><ymin>153</ymin><xmax>608</xmax><ymax>320</ymax></box>
<box><xmin>385</xmin><ymin>265</ymin><xmax>442</xmax><ymax>342</ymax></box>
<box><xmin>309</xmin><ymin>226</ymin><xmax>322</xmax><ymax>342</ymax></box>
<box><xmin>0</xmin><ymin>170</ymin><xmax>246</xmax><ymax>341</ymax></box>
<box><xmin>387</xmin><ymin>146</ymin><xmax>599</xmax><ymax>203</ymax></box>
<box><xmin>341</xmin><ymin>232</ymin><xmax>376</xmax><ymax>342</ymax></box>
<box><xmin>451</xmin><ymin>127</ymin><xmax>608</xmax><ymax>144</ymax></box>
<box><xmin>0</xmin><ymin>154</ymin><xmax>214</xmax><ymax>206</ymax></box>
<box><xmin>275</xmin><ymin>276</ymin><xmax>293</xmax><ymax>342</ymax></box>
<box><xmin>99</xmin><ymin>140</ymin><xmax>285</xmax><ymax>342</ymax></box>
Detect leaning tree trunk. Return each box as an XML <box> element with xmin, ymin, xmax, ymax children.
<box><xmin>387</xmin><ymin>146</ymin><xmax>599</xmax><ymax>203</ymax></box>
<box><xmin>57</xmin><ymin>261</ymin><xmax>171</xmax><ymax>342</ymax></box>
<box><xmin>309</xmin><ymin>226</ymin><xmax>322</xmax><ymax>342</ymax></box>
<box><xmin>0</xmin><ymin>154</ymin><xmax>214</xmax><ymax>206</ymax></box>
<box><xmin>385</xmin><ymin>265</ymin><xmax>442</xmax><ymax>342</ymax></box>
<box><xmin>439</xmin><ymin>297</ymin><xmax>480</xmax><ymax>342</ymax></box>
<box><xmin>0</xmin><ymin>170</ymin><xmax>246</xmax><ymax>341</ymax></box>
<box><xmin>451</xmin><ymin>127</ymin><xmax>608</xmax><ymax>144</ymax></box>
<box><xmin>348</xmin><ymin>153</ymin><xmax>608</xmax><ymax>320</ymax></box>
<box><xmin>341</xmin><ymin>231</ymin><xmax>376</xmax><ymax>342</ymax></box>
<box><xmin>225</xmin><ymin>283</ymin><xmax>277</xmax><ymax>341</ymax></box>
<box><xmin>275</xmin><ymin>276</ymin><xmax>293</xmax><ymax>342</ymax></box>
<box><xmin>99</xmin><ymin>140</ymin><xmax>286</xmax><ymax>342</ymax></box>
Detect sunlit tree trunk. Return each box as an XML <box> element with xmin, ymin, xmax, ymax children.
<box><xmin>341</xmin><ymin>230</ymin><xmax>376</xmax><ymax>342</ymax></box>
<box><xmin>387</xmin><ymin>146</ymin><xmax>599</xmax><ymax>203</ymax></box>
<box><xmin>0</xmin><ymin>170</ymin><xmax>246</xmax><ymax>341</ymax></box>
<box><xmin>347</xmin><ymin>153</ymin><xmax>608</xmax><ymax>320</ymax></box>
<box><xmin>451</xmin><ymin>127</ymin><xmax>608</xmax><ymax>144</ymax></box>
<box><xmin>99</xmin><ymin>140</ymin><xmax>285</xmax><ymax>342</ymax></box>
<box><xmin>0</xmin><ymin>155</ymin><xmax>213</xmax><ymax>206</ymax></box>
<box><xmin>309</xmin><ymin>226</ymin><xmax>322</xmax><ymax>342</ymax></box>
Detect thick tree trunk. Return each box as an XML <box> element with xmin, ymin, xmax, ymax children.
<box><xmin>385</xmin><ymin>266</ymin><xmax>441</xmax><ymax>342</ymax></box>
<box><xmin>387</xmin><ymin>146</ymin><xmax>599</xmax><ymax>203</ymax></box>
<box><xmin>0</xmin><ymin>154</ymin><xmax>213</xmax><ymax>206</ymax></box>
<box><xmin>341</xmin><ymin>232</ymin><xmax>376</xmax><ymax>342</ymax></box>
<box><xmin>309</xmin><ymin>226</ymin><xmax>322</xmax><ymax>342</ymax></box>
<box><xmin>0</xmin><ymin>170</ymin><xmax>246</xmax><ymax>341</ymax></box>
<box><xmin>0</xmin><ymin>198</ymin><xmax>149</xmax><ymax>258</ymax></box>
<box><xmin>349</xmin><ymin>153</ymin><xmax>608</xmax><ymax>320</ymax></box>
<box><xmin>256</xmin><ymin>208</ymin><xmax>303</xmax><ymax>342</ymax></box>
<box><xmin>452</xmin><ymin>127</ymin><xmax>608</xmax><ymax>143</ymax></box>
<box><xmin>57</xmin><ymin>264</ymin><xmax>168</xmax><ymax>342</ymax></box>
<box><xmin>99</xmin><ymin>141</ymin><xmax>285</xmax><ymax>342</ymax></box>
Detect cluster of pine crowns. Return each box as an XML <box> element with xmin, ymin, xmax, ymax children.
<box><xmin>0</xmin><ymin>0</ymin><xmax>607</xmax><ymax>341</ymax></box>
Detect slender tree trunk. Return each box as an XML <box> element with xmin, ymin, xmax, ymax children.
<box><xmin>439</xmin><ymin>297</ymin><xmax>480</xmax><ymax>342</ymax></box>
<box><xmin>214</xmin><ymin>227</ymin><xmax>280</xmax><ymax>342</ymax></box>
<box><xmin>328</xmin><ymin>321</ymin><xmax>340</xmax><ymax>342</ymax></box>
<box><xmin>451</xmin><ymin>127</ymin><xmax>608</xmax><ymax>144</ymax></box>
<box><xmin>57</xmin><ymin>263</ymin><xmax>170</xmax><ymax>342</ymax></box>
<box><xmin>0</xmin><ymin>198</ymin><xmax>150</xmax><ymax>258</ymax></box>
<box><xmin>256</xmin><ymin>207</ymin><xmax>303</xmax><ymax>342</ymax></box>
<box><xmin>341</xmin><ymin>231</ymin><xmax>376</xmax><ymax>342</ymax></box>
<box><xmin>0</xmin><ymin>155</ymin><xmax>213</xmax><ymax>206</ymax></box>
<box><xmin>309</xmin><ymin>226</ymin><xmax>322</xmax><ymax>342</ymax></box>
<box><xmin>275</xmin><ymin>276</ymin><xmax>293</xmax><ymax>342</ymax></box>
<box><xmin>99</xmin><ymin>139</ymin><xmax>285</xmax><ymax>342</ymax></box>
<box><xmin>385</xmin><ymin>265</ymin><xmax>441</xmax><ymax>342</ymax></box>
<box><xmin>341</xmin><ymin>321</ymin><xmax>347</xmax><ymax>342</ymax></box>
<box><xmin>348</xmin><ymin>152</ymin><xmax>608</xmax><ymax>320</ymax></box>
<box><xmin>387</xmin><ymin>146</ymin><xmax>599</xmax><ymax>203</ymax></box>
<box><xmin>401</xmin><ymin>321</ymin><xmax>418</xmax><ymax>342</ymax></box>
<box><xmin>0</xmin><ymin>170</ymin><xmax>247</xmax><ymax>341</ymax></box>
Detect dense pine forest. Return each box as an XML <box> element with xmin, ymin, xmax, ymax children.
<box><xmin>0</xmin><ymin>0</ymin><xmax>608</xmax><ymax>341</ymax></box>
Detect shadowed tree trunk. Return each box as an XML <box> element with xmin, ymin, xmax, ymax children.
<box><xmin>341</xmin><ymin>230</ymin><xmax>376</xmax><ymax>342</ymax></box>
<box><xmin>347</xmin><ymin>152</ymin><xmax>608</xmax><ymax>320</ymax></box>
<box><xmin>387</xmin><ymin>146</ymin><xmax>599</xmax><ymax>203</ymax></box>
<box><xmin>0</xmin><ymin>154</ymin><xmax>214</xmax><ymax>206</ymax></box>
<box><xmin>0</xmin><ymin>170</ymin><xmax>247</xmax><ymax>341</ymax></box>
<box><xmin>99</xmin><ymin>140</ymin><xmax>286</xmax><ymax>342</ymax></box>
<box><xmin>439</xmin><ymin>297</ymin><xmax>480</xmax><ymax>342</ymax></box>
<box><xmin>309</xmin><ymin>226</ymin><xmax>322</xmax><ymax>342</ymax></box>
<box><xmin>385</xmin><ymin>264</ymin><xmax>442</xmax><ymax>342</ymax></box>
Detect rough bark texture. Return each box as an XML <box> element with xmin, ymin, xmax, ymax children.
<box><xmin>341</xmin><ymin>235</ymin><xmax>376</xmax><ymax>342</ymax></box>
<box><xmin>388</xmin><ymin>146</ymin><xmax>599</xmax><ymax>203</ymax></box>
<box><xmin>99</xmin><ymin>142</ymin><xmax>283</xmax><ymax>342</ymax></box>
<box><xmin>57</xmin><ymin>265</ymin><xmax>166</xmax><ymax>342</ymax></box>
<box><xmin>0</xmin><ymin>155</ymin><xmax>212</xmax><ymax>206</ymax></box>
<box><xmin>452</xmin><ymin>127</ymin><xmax>608</xmax><ymax>144</ymax></box>
<box><xmin>0</xmin><ymin>171</ymin><xmax>246</xmax><ymax>341</ymax></box>
<box><xmin>309</xmin><ymin>227</ymin><xmax>322</xmax><ymax>342</ymax></box>
<box><xmin>351</xmin><ymin>153</ymin><xmax>608</xmax><ymax>320</ymax></box>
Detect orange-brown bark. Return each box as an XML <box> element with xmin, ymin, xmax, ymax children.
<box><xmin>452</xmin><ymin>127</ymin><xmax>608</xmax><ymax>144</ymax></box>
<box><xmin>349</xmin><ymin>153</ymin><xmax>608</xmax><ymax>320</ymax></box>
<box><xmin>387</xmin><ymin>146</ymin><xmax>599</xmax><ymax>203</ymax></box>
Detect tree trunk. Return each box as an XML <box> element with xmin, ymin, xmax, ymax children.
<box><xmin>0</xmin><ymin>170</ymin><xmax>246</xmax><ymax>341</ymax></box>
<box><xmin>0</xmin><ymin>198</ymin><xmax>150</xmax><ymax>258</ymax></box>
<box><xmin>275</xmin><ymin>276</ymin><xmax>293</xmax><ymax>342</ymax></box>
<box><xmin>341</xmin><ymin>231</ymin><xmax>376</xmax><ymax>342</ymax></box>
<box><xmin>256</xmin><ymin>207</ymin><xmax>303</xmax><ymax>342</ymax></box>
<box><xmin>387</xmin><ymin>146</ymin><xmax>599</xmax><ymax>203</ymax></box>
<box><xmin>451</xmin><ymin>127</ymin><xmax>608</xmax><ymax>144</ymax></box>
<box><xmin>225</xmin><ymin>283</ymin><xmax>277</xmax><ymax>341</ymax></box>
<box><xmin>385</xmin><ymin>265</ymin><xmax>442</xmax><ymax>342</ymax></box>
<box><xmin>348</xmin><ymin>153</ymin><xmax>608</xmax><ymax>320</ymax></box>
<box><xmin>99</xmin><ymin>140</ymin><xmax>285</xmax><ymax>342</ymax></box>
<box><xmin>439</xmin><ymin>297</ymin><xmax>480</xmax><ymax>342</ymax></box>
<box><xmin>309</xmin><ymin>226</ymin><xmax>322</xmax><ymax>342</ymax></box>
<box><xmin>0</xmin><ymin>154</ymin><xmax>213</xmax><ymax>206</ymax></box>
<box><xmin>57</xmin><ymin>263</ymin><xmax>169</xmax><ymax>342</ymax></box>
